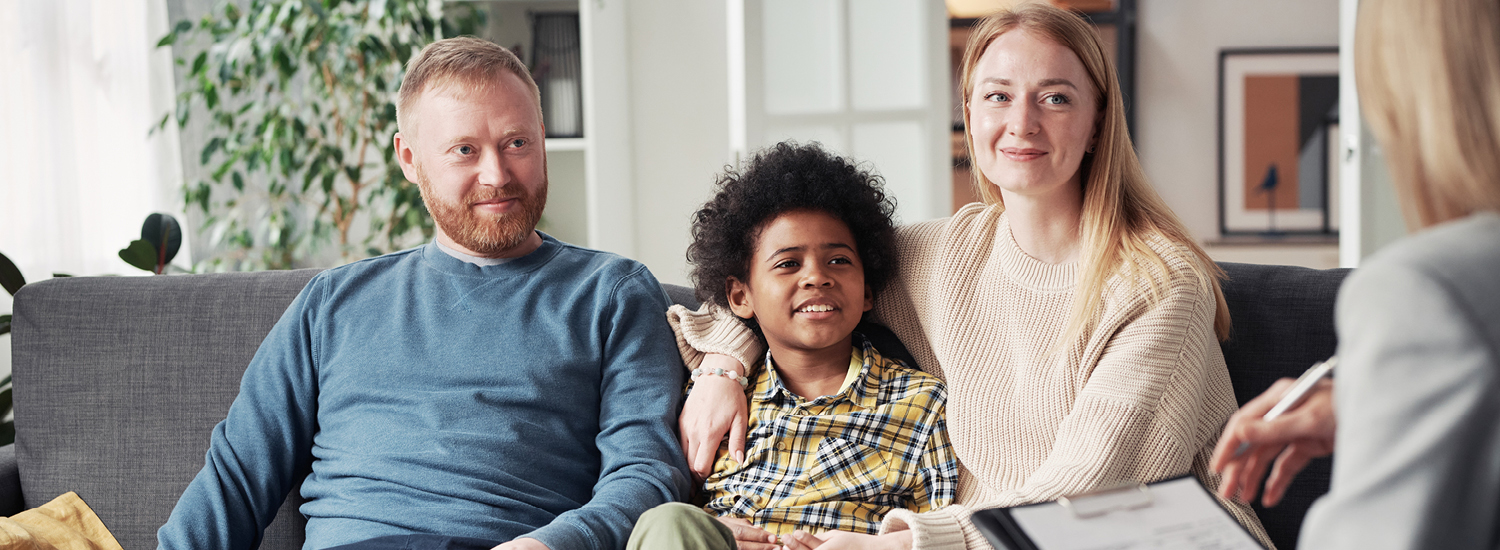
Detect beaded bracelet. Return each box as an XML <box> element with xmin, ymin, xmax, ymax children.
<box><xmin>690</xmin><ymin>367</ymin><xmax>749</xmax><ymax>388</ymax></box>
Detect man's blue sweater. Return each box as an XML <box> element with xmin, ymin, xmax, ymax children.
<box><xmin>157</xmin><ymin>235</ymin><xmax>691</xmax><ymax>550</ymax></box>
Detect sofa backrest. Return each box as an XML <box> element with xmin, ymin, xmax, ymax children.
<box><xmin>9</xmin><ymin>263</ymin><xmax>1348</xmax><ymax>550</ymax></box>
<box><xmin>11</xmin><ymin>270</ymin><xmax>321</xmax><ymax>550</ymax></box>
<box><xmin>1218</xmin><ymin>261</ymin><xmax>1349</xmax><ymax>550</ymax></box>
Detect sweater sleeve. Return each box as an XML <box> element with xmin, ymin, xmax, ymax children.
<box><xmin>522</xmin><ymin>267</ymin><xmax>693</xmax><ymax>550</ymax></box>
<box><xmin>882</xmin><ymin>272</ymin><xmax>1233</xmax><ymax>550</ymax></box>
<box><xmin>665</xmin><ymin>303</ymin><xmax>763</xmax><ymax>371</ymax></box>
<box><xmin>157</xmin><ymin>277</ymin><xmax>324</xmax><ymax>550</ymax></box>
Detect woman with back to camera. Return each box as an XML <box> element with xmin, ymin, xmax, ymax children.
<box><xmin>670</xmin><ymin>4</ymin><xmax>1273</xmax><ymax>549</ymax></box>
<box><xmin>1211</xmin><ymin>1</ymin><xmax>1500</xmax><ymax>548</ymax></box>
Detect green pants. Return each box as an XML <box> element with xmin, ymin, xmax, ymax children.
<box><xmin>627</xmin><ymin>502</ymin><xmax>737</xmax><ymax>550</ymax></box>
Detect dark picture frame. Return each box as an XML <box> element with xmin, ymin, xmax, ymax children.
<box><xmin>1218</xmin><ymin>47</ymin><xmax>1340</xmax><ymax>237</ymax></box>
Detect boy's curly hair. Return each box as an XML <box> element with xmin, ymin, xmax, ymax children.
<box><xmin>687</xmin><ymin>142</ymin><xmax>899</xmax><ymax>310</ymax></box>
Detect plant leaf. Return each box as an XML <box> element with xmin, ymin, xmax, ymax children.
<box><xmin>119</xmin><ymin>239</ymin><xmax>159</xmax><ymax>272</ymax></box>
<box><xmin>0</xmin><ymin>387</ymin><xmax>13</xmax><ymax>419</ymax></box>
<box><xmin>157</xmin><ymin>21</ymin><xmax>190</xmax><ymax>48</ymax></box>
<box><xmin>201</xmin><ymin>137</ymin><xmax>224</xmax><ymax>165</ymax></box>
<box><xmin>0</xmin><ymin>251</ymin><xmax>24</xmax><ymax>296</ymax></box>
<box><xmin>141</xmin><ymin>213</ymin><xmax>183</xmax><ymax>266</ymax></box>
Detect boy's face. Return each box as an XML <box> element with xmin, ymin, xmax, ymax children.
<box><xmin>727</xmin><ymin>210</ymin><xmax>873</xmax><ymax>358</ymax></box>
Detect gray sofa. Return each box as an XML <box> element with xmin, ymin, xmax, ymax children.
<box><xmin>3</xmin><ymin>262</ymin><xmax>1345</xmax><ymax>550</ymax></box>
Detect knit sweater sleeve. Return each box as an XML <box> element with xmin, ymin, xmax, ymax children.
<box><xmin>665</xmin><ymin>303</ymin><xmax>764</xmax><ymax>371</ymax></box>
<box><xmin>882</xmin><ymin>269</ymin><xmax>1230</xmax><ymax>550</ymax></box>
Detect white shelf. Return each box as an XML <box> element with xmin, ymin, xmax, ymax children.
<box><xmin>545</xmin><ymin>137</ymin><xmax>586</xmax><ymax>151</ymax></box>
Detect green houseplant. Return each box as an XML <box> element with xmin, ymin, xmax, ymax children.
<box><xmin>0</xmin><ymin>252</ymin><xmax>20</xmax><ymax>446</ymax></box>
<box><xmin>159</xmin><ymin>0</ymin><xmax>485</xmax><ymax>270</ymax></box>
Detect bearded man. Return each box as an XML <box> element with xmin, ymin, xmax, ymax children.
<box><xmin>157</xmin><ymin>38</ymin><xmax>690</xmax><ymax>550</ymax></box>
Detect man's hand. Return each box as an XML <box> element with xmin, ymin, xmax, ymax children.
<box><xmin>680</xmin><ymin>353</ymin><xmax>751</xmax><ymax>480</ymax></box>
<box><xmin>716</xmin><ymin>517</ymin><xmax>779</xmax><ymax>550</ymax></box>
<box><xmin>1211</xmin><ymin>377</ymin><xmax>1337</xmax><ymax>507</ymax></box>
<box><xmin>779</xmin><ymin>529</ymin><xmax>913</xmax><ymax>550</ymax></box>
<box><xmin>490</xmin><ymin>537</ymin><xmax>550</xmax><ymax>550</ymax></box>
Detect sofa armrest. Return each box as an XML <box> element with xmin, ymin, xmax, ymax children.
<box><xmin>0</xmin><ymin>444</ymin><xmax>22</xmax><ymax>515</ymax></box>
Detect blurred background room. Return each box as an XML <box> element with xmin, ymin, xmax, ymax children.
<box><xmin>0</xmin><ymin>0</ymin><xmax>1403</xmax><ymax>376</ymax></box>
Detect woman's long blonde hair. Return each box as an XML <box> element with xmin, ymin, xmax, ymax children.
<box><xmin>1356</xmin><ymin>0</ymin><xmax>1500</xmax><ymax>229</ymax></box>
<box><xmin>960</xmin><ymin>4</ymin><xmax>1232</xmax><ymax>341</ymax></box>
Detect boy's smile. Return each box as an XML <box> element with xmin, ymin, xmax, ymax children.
<box><xmin>727</xmin><ymin>209</ymin><xmax>873</xmax><ymax>384</ymax></box>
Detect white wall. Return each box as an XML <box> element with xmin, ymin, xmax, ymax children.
<box><xmin>619</xmin><ymin>0</ymin><xmax>1348</xmax><ymax>281</ymax></box>
<box><xmin>1134</xmin><ymin>0</ymin><xmax>1341</xmax><ymax>268</ymax></box>
<box><xmin>2</xmin><ymin>0</ymin><xmax>184</xmax><ymax>381</ymax></box>
<box><xmin>623</xmin><ymin>0</ymin><xmax>731</xmax><ymax>286</ymax></box>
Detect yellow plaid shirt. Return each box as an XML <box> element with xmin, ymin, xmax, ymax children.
<box><xmin>695</xmin><ymin>335</ymin><xmax>957</xmax><ymax>535</ymax></box>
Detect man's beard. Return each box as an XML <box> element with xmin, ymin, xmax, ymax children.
<box><xmin>415</xmin><ymin>166</ymin><xmax>548</xmax><ymax>257</ymax></box>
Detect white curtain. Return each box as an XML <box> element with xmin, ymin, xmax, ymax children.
<box><xmin>0</xmin><ymin>0</ymin><xmax>185</xmax><ymax>286</ymax></box>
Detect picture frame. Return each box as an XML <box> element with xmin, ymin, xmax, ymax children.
<box><xmin>1218</xmin><ymin>48</ymin><xmax>1340</xmax><ymax>237</ymax></box>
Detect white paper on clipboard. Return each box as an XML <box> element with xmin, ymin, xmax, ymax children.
<box><xmin>1006</xmin><ymin>476</ymin><xmax>1263</xmax><ymax>550</ymax></box>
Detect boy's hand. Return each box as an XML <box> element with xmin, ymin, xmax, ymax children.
<box><xmin>489</xmin><ymin>538</ymin><xmax>550</xmax><ymax>550</ymax></box>
<box><xmin>780</xmin><ymin>529</ymin><xmax>913</xmax><ymax>550</ymax></box>
<box><xmin>716</xmin><ymin>517</ymin><xmax>779</xmax><ymax>550</ymax></box>
<box><xmin>680</xmin><ymin>353</ymin><xmax>750</xmax><ymax>480</ymax></box>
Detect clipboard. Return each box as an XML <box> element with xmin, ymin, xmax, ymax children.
<box><xmin>970</xmin><ymin>475</ymin><xmax>1267</xmax><ymax>550</ymax></box>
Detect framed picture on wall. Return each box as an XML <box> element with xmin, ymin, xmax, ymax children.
<box><xmin>1218</xmin><ymin>48</ymin><xmax>1340</xmax><ymax>237</ymax></box>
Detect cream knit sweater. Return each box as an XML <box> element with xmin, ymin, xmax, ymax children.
<box><xmin>668</xmin><ymin>203</ymin><xmax>1273</xmax><ymax>549</ymax></box>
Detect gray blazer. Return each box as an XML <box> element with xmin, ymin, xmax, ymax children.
<box><xmin>1300</xmin><ymin>212</ymin><xmax>1500</xmax><ymax>549</ymax></box>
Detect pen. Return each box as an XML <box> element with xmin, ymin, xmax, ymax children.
<box><xmin>1234</xmin><ymin>356</ymin><xmax>1338</xmax><ymax>457</ymax></box>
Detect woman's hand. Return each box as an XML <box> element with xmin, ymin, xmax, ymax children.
<box><xmin>680</xmin><ymin>353</ymin><xmax>751</xmax><ymax>480</ymax></box>
<box><xmin>716</xmin><ymin>517</ymin><xmax>780</xmax><ymax>550</ymax></box>
<box><xmin>1211</xmin><ymin>377</ymin><xmax>1337</xmax><ymax>507</ymax></box>
<box><xmin>778</xmin><ymin>529</ymin><xmax>913</xmax><ymax>550</ymax></box>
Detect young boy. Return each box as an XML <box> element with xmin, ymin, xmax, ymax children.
<box><xmin>629</xmin><ymin>142</ymin><xmax>956</xmax><ymax>550</ymax></box>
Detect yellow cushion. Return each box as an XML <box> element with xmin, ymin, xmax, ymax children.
<box><xmin>0</xmin><ymin>492</ymin><xmax>123</xmax><ymax>550</ymax></box>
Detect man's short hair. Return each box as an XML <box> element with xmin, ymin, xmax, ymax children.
<box><xmin>396</xmin><ymin>37</ymin><xmax>542</xmax><ymax>137</ymax></box>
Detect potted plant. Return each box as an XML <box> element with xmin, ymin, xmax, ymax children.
<box><xmin>158</xmin><ymin>0</ymin><xmax>485</xmax><ymax>270</ymax></box>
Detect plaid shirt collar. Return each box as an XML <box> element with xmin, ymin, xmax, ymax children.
<box><xmin>754</xmin><ymin>333</ymin><xmax>882</xmax><ymax>410</ymax></box>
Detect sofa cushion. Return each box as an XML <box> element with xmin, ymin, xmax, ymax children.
<box><xmin>11</xmin><ymin>270</ymin><xmax>321</xmax><ymax>550</ymax></box>
<box><xmin>1218</xmin><ymin>261</ymin><xmax>1348</xmax><ymax>550</ymax></box>
<box><xmin>8</xmin><ymin>265</ymin><xmax>1348</xmax><ymax>550</ymax></box>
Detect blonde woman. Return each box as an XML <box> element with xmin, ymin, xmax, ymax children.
<box><xmin>1212</xmin><ymin>0</ymin><xmax>1500</xmax><ymax>548</ymax></box>
<box><xmin>671</xmin><ymin>4</ymin><xmax>1271</xmax><ymax>549</ymax></box>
